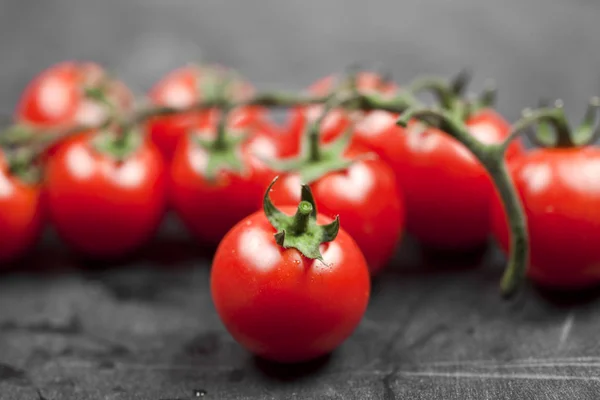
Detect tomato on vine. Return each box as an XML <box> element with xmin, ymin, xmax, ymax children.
<box><xmin>269</xmin><ymin>94</ymin><xmax>404</xmax><ymax>275</ymax></box>
<box><xmin>211</xmin><ymin>178</ymin><xmax>370</xmax><ymax>363</ymax></box>
<box><xmin>284</xmin><ymin>70</ymin><xmax>399</xmax><ymax>157</ymax></box>
<box><xmin>0</xmin><ymin>149</ymin><xmax>44</xmax><ymax>264</ymax></box>
<box><xmin>44</xmin><ymin>127</ymin><xmax>167</xmax><ymax>259</ymax></box>
<box><xmin>380</xmin><ymin>72</ymin><xmax>524</xmax><ymax>251</ymax></box>
<box><xmin>491</xmin><ymin>99</ymin><xmax>600</xmax><ymax>289</ymax></box>
<box><xmin>147</xmin><ymin>64</ymin><xmax>271</xmax><ymax>160</ymax></box>
<box><xmin>14</xmin><ymin>61</ymin><xmax>133</xmax><ymax>153</ymax></box>
<box><xmin>169</xmin><ymin>106</ymin><xmax>279</xmax><ymax>246</ymax></box>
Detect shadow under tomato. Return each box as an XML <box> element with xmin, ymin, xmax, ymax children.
<box><xmin>420</xmin><ymin>242</ymin><xmax>489</xmax><ymax>269</ymax></box>
<box><xmin>532</xmin><ymin>283</ymin><xmax>600</xmax><ymax>308</ymax></box>
<box><xmin>253</xmin><ymin>353</ymin><xmax>331</xmax><ymax>382</ymax></box>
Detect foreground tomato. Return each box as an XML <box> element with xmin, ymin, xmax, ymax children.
<box><xmin>491</xmin><ymin>102</ymin><xmax>600</xmax><ymax>288</ymax></box>
<box><xmin>147</xmin><ymin>64</ymin><xmax>268</xmax><ymax>160</ymax></box>
<box><xmin>211</xmin><ymin>179</ymin><xmax>370</xmax><ymax>363</ymax></box>
<box><xmin>169</xmin><ymin>115</ymin><xmax>279</xmax><ymax>246</ymax></box>
<box><xmin>44</xmin><ymin>130</ymin><xmax>166</xmax><ymax>258</ymax></box>
<box><xmin>0</xmin><ymin>151</ymin><xmax>44</xmax><ymax>263</ymax></box>
<box><xmin>269</xmin><ymin>143</ymin><xmax>403</xmax><ymax>274</ymax></box>
<box><xmin>16</xmin><ymin>61</ymin><xmax>133</xmax><ymax>142</ymax></box>
<box><xmin>283</xmin><ymin>71</ymin><xmax>398</xmax><ymax>156</ymax></box>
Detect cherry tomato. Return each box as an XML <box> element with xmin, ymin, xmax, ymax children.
<box><xmin>283</xmin><ymin>71</ymin><xmax>398</xmax><ymax>157</ymax></box>
<box><xmin>269</xmin><ymin>145</ymin><xmax>404</xmax><ymax>274</ymax></box>
<box><xmin>372</xmin><ymin>109</ymin><xmax>524</xmax><ymax>251</ymax></box>
<box><xmin>44</xmin><ymin>133</ymin><xmax>166</xmax><ymax>259</ymax></box>
<box><xmin>0</xmin><ymin>151</ymin><xmax>44</xmax><ymax>263</ymax></box>
<box><xmin>491</xmin><ymin>147</ymin><xmax>600</xmax><ymax>288</ymax></box>
<box><xmin>16</xmin><ymin>61</ymin><xmax>133</xmax><ymax>131</ymax></box>
<box><xmin>147</xmin><ymin>64</ymin><xmax>268</xmax><ymax>160</ymax></box>
<box><xmin>169</xmin><ymin>118</ymin><xmax>279</xmax><ymax>246</ymax></box>
<box><xmin>211</xmin><ymin>200</ymin><xmax>370</xmax><ymax>363</ymax></box>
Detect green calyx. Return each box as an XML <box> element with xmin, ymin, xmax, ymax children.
<box><xmin>5</xmin><ymin>147</ymin><xmax>41</xmax><ymax>185</ymax></box>
<box><xmin>263</xmin><ymin>177</ymin><xmax>340</xmax><ymax>261</ymax></box>
<box><xmin>408</xmin><ymin>69</ymin><xmax>497</xmax><ymax>122</ymax></box>
<box><xmin>517</xmin><ymin>97</ymin><xmax>600</xmax><ymax>148</ymax></box>
<box><xmin>92</xmin><ymin>126</ymin><xmax>143</xmax><ymax>162</ymax></box>
<box><xmin>193</xmin><ymin>127</ymin><xmax>247</xmax><ymax>182</ymax></box>
<box><xmin>269</xmin><ymin>121</ymin><xmax>357</xmax><ymax>184</ymax></box>
<box><xmin>267</xmin><ymin>75</ymin><xmax>364</xmax><ymax>184</ymax></box>
<box><xmin>0</xmin><ymin>123</ymin><xmax>41</xmax><ymax>147</ymax></box>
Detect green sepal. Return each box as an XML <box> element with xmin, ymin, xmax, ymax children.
<box><xmin>92</xmin><ymin>127</ymin><xmax>143</xmax><ymax>162</ymax></box>
<box><xmin>573</xmin><ymin>97</ymin><xmax>600</xmax><ymax>146</ymax></box>
<box><xmin>265</xmin><ymin>124</ymin><xmax>358</xmax><ymax>184</ymax></box>
<box><xmin>193</xmin><ymin>129</ymin><xmax>248</xmax><ymax>182</ymax></box>
<box><xmin>5</xmin><ymin>147</ymin><xmax>42</xmax><ymax>185</ymax></box>
<box><xmin>0</xmin><ymin>124</ymin><xmax>36</xmax><ymax>147</ymax></box>
<box><xmin>263</xmin><ymin>177</ymin><xmax>340</xmax><ymax>261</ymax></box>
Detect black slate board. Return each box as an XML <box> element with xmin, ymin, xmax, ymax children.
<box><xmin>1</xmin><ymin>215</ymin><xmax>600</xmax><ymax>400</ymax></box>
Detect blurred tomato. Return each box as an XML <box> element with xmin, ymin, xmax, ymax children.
<box><xmin>44</xmin><ymin>131</ymin><xmax>166</xmax><ymax>259</ymax></box>
<box><xmin>16</xmin><ymin>61</ymin><xmax>133</xmax><ymax>133</ymax></box>
<box><xmin>491</xmin><ymin>147</ymin><xmax>600</xmax><ymax>288</ymax></box>
<box><xmin>146</xmin><ymin>64</ymin><xmax>269</xmax><ymax>160</ymax></box>
<box><xmin>283</xmin><ymin>71</ymin><xmax>398</xmax><ymax>157</ymax></box>
<box><xmin>169</xmin><ymin>116</ymin><xmax>279</xmax><ymax>246</ymax></box>
<box><xmin>384</xmin><ymin>109</ymin><xmax>523</xmax><ymax>251</ymax></box>
<box><xmin>0</xmin><ymin>150</ymin><xmax>44</xmax><ymax>264</ymax></box>
<box><xmin>269</xmin><ymin>144</ymin><xmax>404</xmax><ymax>274</ymax></box>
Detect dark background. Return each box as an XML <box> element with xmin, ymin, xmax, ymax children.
<box><xmin>2</xmin><ymin>1</ymin><xmax>600</xmax><ymax>399</ymax></box>
<box><xmin>1</xmin><ymin>0</ymin><xmax>599</xmax><ymax>121</ymax></box>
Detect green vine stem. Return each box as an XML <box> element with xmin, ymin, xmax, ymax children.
<box><xmin>397</xmin><ymin>107</ymin><xmax>528</xmax><ymax>298</ymax></box>
<box><xmin>0</xmin><ymin>90</ymin><xmax>419</xmax><ymax>148</ymax></box>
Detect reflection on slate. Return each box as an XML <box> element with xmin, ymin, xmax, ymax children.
<box><xmin>1</xmin><ymin>217</ymin><xmax>600</xmax><ymax>399</ymax></box>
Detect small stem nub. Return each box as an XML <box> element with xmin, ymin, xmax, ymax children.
<box><xmin>293</xmin><ymin>201</ymin><xmax>313</xmax><ymax>234</ymax></box>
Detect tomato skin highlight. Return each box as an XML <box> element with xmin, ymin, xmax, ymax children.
<box><xmin>491</xmin><ymin>147</ymin><xmax>600</xmax><ymax>289</ymax></box>
<box><xmin>211</xmin><ymin>206</ymin><xmax>370</xmax><ymax>363</ymax></box>
<box><xmin>169</xmin><ymin>122</ymin><xmax>279</xmax><ymax>246</ymax></box>
<box><xmin>0</xmin><ymin>152</ymin><xmax>44</xmax><ymax>264</ymax></box>
<box><xmin>147</xmin><ymin>65</ymin><xmax>265</xmax><ymax>160</ymax></box>
<box><xmin>268</xmin><ymin>145</ymin><xmax>404</xmax><ymax>274</ymax></box>
<box><xmin>44</xmin><ymin>135</ymin><xmax>167</xmax><ymax>259</ymax></box>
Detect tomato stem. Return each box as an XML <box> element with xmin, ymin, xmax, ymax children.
<box><xmin>214</xmin><ymin>106</ymin><xmax>231</xmax><ymax>151</ymax></box>
<box><xmin>0</xmin><ymin>90</ymin><xmax>417</xmax><ymax>149</ymax></box>
<box><xmin>292</xmin><ymin>201</ymin><xmax>313</xmax><ymax>235</ymax></box>
<box><xmin>409</xmin><ymin>77</ymin><xmax>456</xmax><ymax>109</ymax></box>
<box><xmin>397</xmin><ymin>107</ymin><xmax>529</xmax><ymax>298</ymax></box>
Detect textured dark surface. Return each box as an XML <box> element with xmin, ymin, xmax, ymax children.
<box><xmin>2</xmin><ymin>1</ymin><xmax>600</xmax><ymax>399</ymax></box>
<box><xmin>2</xmin><ymin>216</ymin><xmax>600</xmax><ymax>400</ymax></box>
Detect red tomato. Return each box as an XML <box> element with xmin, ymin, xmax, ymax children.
<box><xmin>147</xmin><ymin>64</ymin><xmax>267</xmax><ymax>160</ymax></box>
<box><xmin>374</xmin><ymin>108</ymin><xmax>524</xmax><ymax>251</ymax></box>
<box><xmin>0</xmin><ymin>151</ymin><xmax>44</xmax><ymax>263</ymax></box>
<box><xmin>491</xmin><ymin>147</ymin><xmax>600</xmax><ymax>288</ymax></box>
<box><xmin>284</xmin><ymin>71</ymin><xmax>398</xmax><ymax>157</ymax></box>
<box><xmin>16</xmin><ymin>61</ymin><xmax>133</xmax><ymax>130</ymax></box>
<box><xmin>269</xmin><ymin>145</ymin><xmax>404</xmax><ymax>274</ymax></box>
<box><xmin>211</xmin><ymin>205</ymin><xmax>370</xmax><ymax>363</ymax></box>
<box><xmin>169</xmin><ymin>119</ymin><xmax>279</xmax><ymax>246</ymax></box>
<box><xmin>44</xmin><ymin>133</ymin><xmax>167</xmax><ymax>259</ymax></box>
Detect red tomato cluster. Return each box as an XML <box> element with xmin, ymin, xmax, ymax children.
<box><xmin>2</xmin><ymin>60</ymin><xmax>598</xmax><ymax>363</ymax></box>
